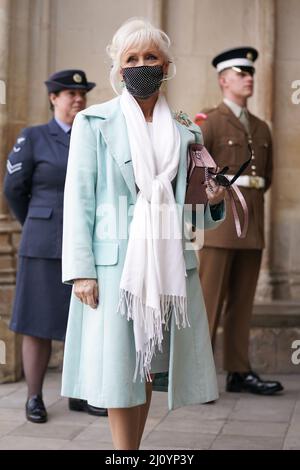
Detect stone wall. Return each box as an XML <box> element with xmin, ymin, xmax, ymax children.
<box><xmin>1</xmin><ymin>0</ymin><xmax>300</xmax><ymax>382</ymax></box>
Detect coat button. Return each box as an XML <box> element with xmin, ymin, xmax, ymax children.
<box><xmin>228</xmin><ymin>140</ymin><xmax>233</xmax><ymax>145</ymax></box>
<box><xmin>248</xmin><ymin>138</ymin><xmax>253</xmax><ymax>144</ymax></box>
<box><xmin>251</xmin><ymin>165</ymin><xmax>256</xmax><ymax>170</ymax></box>
<box><xmin>251</xmin><ymin>171</ymin><xmax>257</xmax><ymax>176</ymax></box>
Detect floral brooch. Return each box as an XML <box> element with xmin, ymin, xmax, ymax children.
<box><xmin>173</xmin><ymin>110</ymin><xmax>193</xmax><ymax>127</ymax></box>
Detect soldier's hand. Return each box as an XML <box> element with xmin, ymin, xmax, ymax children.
<box><xmin>205</xmin><ymin>179</ymin><xmax>226</xmax><ymax>206</ymax></box>
<box><xmin>74</xmin><ymin>279</ymin><xmax>99</xmax><ymax>309</ymax></box>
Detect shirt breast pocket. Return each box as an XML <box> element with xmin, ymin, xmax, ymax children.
<box><xmin>217</xmin><ymin>137</ymin><xmax>245</xmax><ymax>170</ymax></box>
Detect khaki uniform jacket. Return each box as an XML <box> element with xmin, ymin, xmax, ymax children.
<box><xmin>201</xmin><ymin>102</ymin><xmax>273</xmax><ymax>249</ymax></box>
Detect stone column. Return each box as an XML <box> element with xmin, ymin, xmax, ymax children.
<box><xmin>0</xmin><ymin>0</ymin><xmax>51</xmax><ymax>382</ymax></box>
<box><xmin>145</xmin><ymin>0</ymin><xmax>164</xmax><ymax>27</ymax></box>
<box><xmin>27</xmin><ymin>0</ymin><xmax>51</xmax><ymax>125</ymax></box>
<box><xmin>0</xmin><ymin>0</ymin><xmax>11</xmax><ymax>216</ymax></box>
<box><xmin>270</xmin><ymin>0</ymin><xmax>300</xmax><ymax>300</ymax></box>
<box><xmin>0</xmin><ymin>0</ymin><xmax>23</xmax><ymax>382</ymax></box>
<box><xmin>248</xmin><ymin>0</ymin><xmax>276</xmax><ymax>301</ymax></box>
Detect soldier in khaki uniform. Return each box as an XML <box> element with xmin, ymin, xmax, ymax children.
<box><xmin>199</xmin><ymin>47</ymin><xmax>284</xmax><ymax>395</ymax></box>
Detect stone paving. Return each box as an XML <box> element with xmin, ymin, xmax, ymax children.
<box><xmin>0</xmin><ymin>372</ymin><xmax>299</xmax><ymax>450</ymax></box>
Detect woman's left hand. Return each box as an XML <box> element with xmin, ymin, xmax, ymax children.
<box><xmin>205</xmin><ymin>178</ymin><xmax>226</xmax><ymax>206</ymax></box>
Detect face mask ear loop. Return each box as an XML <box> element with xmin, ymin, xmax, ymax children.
<box><xmin>162</xmin><ymin>61</ymin><xmax>176</xmax><ymax>82</ymax></box>
<box><xmin>117</xmin><ymin>66</ymin><xmax>124</xmax><ymax>94</ymax></box>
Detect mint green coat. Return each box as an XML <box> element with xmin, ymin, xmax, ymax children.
<box><xmin>61</xmin><ymin>97</ymin><xmax>225</xmax><ymax>410</ymax></box>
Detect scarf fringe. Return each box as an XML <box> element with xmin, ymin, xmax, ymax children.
<box><xmin>118</xmin><ymin>289</ymin><xmax>189</xmax><ymax>382</ymax></box>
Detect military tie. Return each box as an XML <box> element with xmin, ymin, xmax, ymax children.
<box><xmin>239</xmin><ymin>107</ymin><xmax>250</xmax><ymax>134</ymax></box>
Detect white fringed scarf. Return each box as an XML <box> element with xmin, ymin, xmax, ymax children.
<box><xmin>118</xmin><ymin>89</ymin><xmax>188</xmax><ymax>381</ymax></box>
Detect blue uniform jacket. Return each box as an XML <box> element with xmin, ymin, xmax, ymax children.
<box><xmin>4</xmin><ymin>119</ymin><xmax>70</xmax><ymax>259</ymax></box>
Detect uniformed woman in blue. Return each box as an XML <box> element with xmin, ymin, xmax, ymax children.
<box><xmin>61</xmin><ymin>18</ymin><xmax>226</xmax><ymax>450</ymax></box>
<box><xmin>3</xmin><ymin>70</ymin><xmax>103</xmax><ymax>423</ymax></box>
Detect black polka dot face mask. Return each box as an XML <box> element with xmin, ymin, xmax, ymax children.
<box><xmin>122</xmin><ymin>65</ymin><xmax>164</xmax><ymax>99</ymax></box>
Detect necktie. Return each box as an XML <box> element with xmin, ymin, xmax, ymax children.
<box><xmin>239</xmin><ymin>108</ymin><xmax>250</xmax><ymax>134</ymax></box>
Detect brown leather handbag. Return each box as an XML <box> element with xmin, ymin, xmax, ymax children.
<box><xmin>185</xmin><ymin>143</ymin><xmax>216</xmax><ymax>210</ymax></box>
<box><xmin>185</xmin><ymin>143</ymin><xmax>250</xmax><ymax>238</ymax></box>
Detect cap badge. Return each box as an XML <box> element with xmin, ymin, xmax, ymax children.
<box><xmin>246</xmin><ymin>52</ymin><xmax>253</xmax><ymax>60</ymax></box>
<box><xmin>73</xmin><ymin>73</ymin><xmax>82</xmax><ymax>83</ymax></box>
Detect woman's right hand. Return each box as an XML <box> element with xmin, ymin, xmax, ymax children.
<box><xmin>74</xmin><ymin>279</ymin><xmax>99</xmax><ymax>309</ymax></box>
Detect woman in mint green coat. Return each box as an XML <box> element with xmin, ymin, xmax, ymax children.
<box><xmin>61</xmin><ymin>18</ymin><xmax>225</xmax><ymax>450</ymax></box>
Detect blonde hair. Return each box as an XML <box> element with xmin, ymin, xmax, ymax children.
<box><xmin>106</xmin><ymin>17</ymin><xmax>175</xmax><ymax>95</ymax></box>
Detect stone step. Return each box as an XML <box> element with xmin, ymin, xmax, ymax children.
<box><xmin>252</xmin><ymin>301</ymin><xmax>300</xmax><ymax>327</ymax></box>
<box><xmin>215</xmin><ymin>300</ymin><xmax>300</xmax><ymax>374</ymax></box>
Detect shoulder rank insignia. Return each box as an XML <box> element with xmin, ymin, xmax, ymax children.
<box><xmin>13</xmin><ymin>136</ymin><xmax>26</xmax><ymax>153</ymax></box>
<box><xmin>173</xmin><ymin>110</ymin><xmax>193</xmax><ymax>127</ymax></box>
<box><xmin>7</xmin><ymin>160</ymin><xmax>22</xmax><ymax>174</ymax></box>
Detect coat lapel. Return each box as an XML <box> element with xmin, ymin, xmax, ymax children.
<box><xmin>220</xmin><ymin>102</ymin><xmax>259</xmax><ymax>137</ymax></box>
<box><xmin>248</xmin><ymin>112</ymin><xmax>259</xmax><ymax>136</ymax></box>
<box><xmin>41</xmin><ymin>119</ymin><xmax>69</xmax><ymax>165</ymax></box>
<box><xmin>48</xmin><ymin>118</ymin><xmax>70</xmax><ymax>148</ymax></box>
<box><xmin>93</xmin><ymin>105</ymin><xmax>137</xmax><ymax>203</ymax></box>
<box><xmin>219</xmin><ymin>102</ymin><xmax>247</xmax><ymax>135</ymax></box>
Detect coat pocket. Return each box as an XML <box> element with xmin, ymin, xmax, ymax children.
<box><xmin>27</xmin><ymin>206</ymin><xmax>53</xmax><ymax>219</ymax></box>
<box><xmin>93</xmin><ymin>242</ymin><xmax>119</xmax><ymax>266</ymax></box>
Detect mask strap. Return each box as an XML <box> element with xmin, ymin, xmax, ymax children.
<box><xmin>162</xmin><ymin>62</ymin><xmax>176</xmax><ymax>82</ymax></box>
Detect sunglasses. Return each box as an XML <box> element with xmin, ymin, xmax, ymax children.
<box><xmin>208</xmin><ymin>143</ymin><xmax>253</xmax><ymax>187</ymax></box>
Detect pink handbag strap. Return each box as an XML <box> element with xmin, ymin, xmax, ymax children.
<box><xmin>227</xmin><ymin>184</ymin><xmax>249</xmax><ymax>238</ymax></box>
<box><xmin>205</xmin><ymin>171</ymin><xmax>249</xmax><ymax>239</ymax></box>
